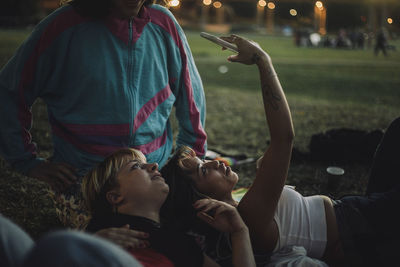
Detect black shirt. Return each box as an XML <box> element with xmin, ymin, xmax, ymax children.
<box><xmin>86</xmin><ymin>213</ymin><xmax>204</xmax><ymax>267</ymax></box>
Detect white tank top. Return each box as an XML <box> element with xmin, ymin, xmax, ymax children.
<box><xmin>273</xmin><ymin>186</ymin><xmax>327</xmax><ymax>258</ymax></box>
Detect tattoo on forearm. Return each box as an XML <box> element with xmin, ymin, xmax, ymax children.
<box><xmin>252</xmin><ymin>53</ymin><xmax>261</xmax><ymax>64</ymax></box>
<box><xmin>262</xmin><ymin>82</ymin><xmax>281</xmax><ymax>111</ymax></box>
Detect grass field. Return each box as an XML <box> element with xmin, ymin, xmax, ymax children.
<box><xmin>185</xmin><ymin>31</ymin><xmax>400</xmax><ymax>152</ymax></box>
<box><xmin>0</xmin><ymin>29</ymin><xmax>399</xmax><ymax>238</ymax></box>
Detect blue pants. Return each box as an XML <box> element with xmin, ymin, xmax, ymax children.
<box><xmin>0</xmin><ymin>214</ymin><xmax>142</xmax><ymax>267</ymax></box>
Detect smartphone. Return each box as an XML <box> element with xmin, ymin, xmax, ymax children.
<box><xmin>200</xmin><ymin>32</ymin><xmax>238</xmax><ymax>53</ymax></box>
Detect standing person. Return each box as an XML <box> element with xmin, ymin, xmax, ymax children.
<box><xmin>0</xmin><ymin>0</ymin><xmax>206</xmax><ymax>227</ymax></box>
<box><xmin>374</xmin><ymin>28</ymin><xmax>388</xmax><ymax>56</ymax></box>
<box><xmin>161</xmin><ymin>35</ymin><xmax>400</xmax><ymax>266</ymax></box>
<box><xmin>81</xmin><ymin>148</ymin><xmax>256</xmax><ymax>267</ymax></box>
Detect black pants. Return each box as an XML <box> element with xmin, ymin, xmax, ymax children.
<box><xmin>366</xmin><ymin>116</ymin><xmax>400</xmax><ymax>194</ymax></box>
<box><xmin>334</xmin><ymin>117</ymin><xmax>400</xmax><ymax>266</ymax></box>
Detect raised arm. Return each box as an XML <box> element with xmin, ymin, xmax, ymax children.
<box><xmin>221</xmin><ymin>35</ymin><xmax>294</xmax><ymax>251</ymax></box>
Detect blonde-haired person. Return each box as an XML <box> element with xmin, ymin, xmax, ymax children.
<box><xmin>0</xmin><ymin>0</ymin><xmax>206</xmax><ymax>229</ymax></box>
<box><xmin>81</xmin><ymin>148</ymin><xmax>256</xmax><ymax>267</ymax></box>
<box><xmin>161</xmin><ymin>35</ymin><xmax>400</xmax><ymax>267</ymax></box>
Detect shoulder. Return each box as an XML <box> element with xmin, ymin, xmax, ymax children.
<box><xmin>147</xmin><ymin>4</ymin><xmax>182</xmax><ymax>34</ymax></box>
<box><xmin>31</xmin><ymin>5</ymin><xmax>90</xmax><ymax>46</ymax></box>
<box><xmin>36</xmin><ymin>5</ymin><xmax>86</xmax><ymax>30</ymax></box>
<box><xmin>147</xmin><ymin>4</ymin><xmax>176</xmax><ymax>20</ymax></box>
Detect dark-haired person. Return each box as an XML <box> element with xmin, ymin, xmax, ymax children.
<box><xmin>0</xmin><ymin>0</ymin><xmax>206</xmax><ymax>228</ymax></box>
<box><xmin>161</xmin><ymin>35</ymin><xmax>400</xmax><ymax>267</ymax></box>
<box><xmin>81</xmin><ymin>148</ymin><xmax>256</xmax><ymax>267</ymax></box>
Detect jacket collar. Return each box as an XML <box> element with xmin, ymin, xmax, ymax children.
<box><xmin>105</xmin><ymin>6</ymin><xmax>151</xmax><ymax>45</ymax></box>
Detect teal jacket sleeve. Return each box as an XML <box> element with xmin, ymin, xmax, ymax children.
<box><xmin>163</xmin><ymin>8</ymin><xmax>207</xmax><ymax>157</ymax></box>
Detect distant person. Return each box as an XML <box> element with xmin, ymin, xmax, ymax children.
<box><xmin>357</xmin><ymin>31</ymin><xmax>365</xmax><ymax>50</ymax></box>
<box><xmin>0</xmin><ymin>0</ymin><xmax>206</xmax><ymax>227</ymax></box>
<box><xmin>374</xmin><ymin>28</ymin><xmax>388</xmax><ymax>56</ymax></box>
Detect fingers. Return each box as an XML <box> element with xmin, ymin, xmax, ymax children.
<box><xmin>213</xmin><ymin>204</ymin><xmax>233</xmax><ymax>217</ymax></box>
<box><xmin>197</xmin><ymin>211</ymin><xmax>215</xmax><ymax>226</ymax></box>
<box><xmin>57</xmin><ymin>163</ymin><xmax>78</xmax><ymax>183</ymax></box>
<box><xmin>220</xmin><ymin>34</ymin><xmax>241</xmax><ymax>44</ymax></box>
<box><xmin>194</xmin><ymin>198</ymin><xmax>234</xmax><ymax>219</ymax></box>
<box><xmin>28</xmin><ymin>161</ymin><xmax>78</xmax><ymax>192</ymax></box>
<box><xmin>54</xmin><ymin>166</ymin><xmax>77</xmax><ymax>191</ymax></box>
<box><xmin>193</xmin><ymin>198</ymin><xmax>222</xmax><ymax>213</ymax></box>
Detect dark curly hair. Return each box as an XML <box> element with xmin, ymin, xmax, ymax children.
<box><xmin>60</xmin><ymin>0</ymin><xmax>167</xmax><ymax>19</ymax></box>
<box><xmin>160</xmin><ymin>146</ymin><xmax>209</xmax><ymax>231</ymax></box>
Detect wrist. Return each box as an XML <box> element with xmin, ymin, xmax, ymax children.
<box><xmin>255</xmin><ymin>51</ymin><xmax>271</xmax><ymax>66</ymax></box>
<box><xmin>230</xmin><ymin>225</ymin><xmax>249</xmax><ymax>237</ymax></box>
<box><xmin>256</xmin><ymin>54</ymin><xmax>277</xmax><ymax>77</ymax></box>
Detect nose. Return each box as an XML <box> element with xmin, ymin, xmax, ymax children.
<box><xmin>145</xmin><ymin>162</ymin><xmax>158</xmax><ymax>172</ymax></box>
<box><xmin>205</xmin><ymin>160</ymin><xmax>219</xmax><ymax>169</ymax></box>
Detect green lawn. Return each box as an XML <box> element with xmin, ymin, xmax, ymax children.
<box><xmin>183</xmin><ymin>31</ymin><xmax>400</xmax><ymax>153</ymax></box>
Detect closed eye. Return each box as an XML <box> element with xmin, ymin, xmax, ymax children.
<box><xmin>130</xmin><ymin>161</ymin><xmax>142</xmax><ymax>171</ymax></box>
<box><xmin>201</xmin><ymin>166</ymin><xmax>207</xmax><ymax>175</ymax></box>
<box><xmin>197</xmin><ymin>163</ymin><xmax>207</xmax><ymax>178</ymax></box>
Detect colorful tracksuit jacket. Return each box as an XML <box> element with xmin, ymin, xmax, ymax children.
<box><xmin>0</xmin><ymin>4</ymin><xmax>207</xmax><ymax>176</ymax></box>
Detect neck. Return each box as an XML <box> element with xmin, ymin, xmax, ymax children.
<box><xmin>112</xmin><ymin>5</ymin><xmax>143</xmax><ymax>19</ymax></box>
<box><xmin>218</xmin><ymin>192</ymin><xmax>238</xmax><ymax>207</ymax></box>
<box><xmin>118</xmin><ymin>205</ymin><xmax>161</xmax><ymax>223</ymax></box>
<box><xmin>224</xmin><ymin>197</ymin><xmax>239</xmax><ymax>207</ymax></box>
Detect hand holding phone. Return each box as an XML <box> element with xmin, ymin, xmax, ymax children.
<box><xmin>200</xmin><ymin>32</ymin><xmax>238</xmax><ymax>53</ymax></box>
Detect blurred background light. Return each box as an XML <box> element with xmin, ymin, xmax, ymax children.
<box><xmin>213</xmin><ymin>1</ymin><xmax>222</xmax><ymax>9</ymax></box>
<box><xmin>290</xmin><ymin>9</ymin><xmax>298</xmax><ymax>16</ymax></box>
<box><xmin>315</xmin><ymin>1</ymin><xmax>323</xmax><ymax>10</ymax></box>
<box><xmin>258</xmin><ymin>0</ymin><xmax>267</xmax><ymax>8</ymax></box>
<box><xmin>267</xmin><ymin>2</ymin><xmax>275</xmax><ymax>10</ymax></box>
<box><xmin>168</xmin><ymin>0</ymin><xmax>180</xmax><ymax>7</ymax></box>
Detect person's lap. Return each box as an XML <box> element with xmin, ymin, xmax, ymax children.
<box><xmin>333</xmin><ymin>117</ymin><xmax>400</xmax><ymax>265</ymax></box>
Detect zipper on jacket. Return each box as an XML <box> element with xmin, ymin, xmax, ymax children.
<box><xmin>128</xmin><ymin>19</ymin><xmax>135</xmax><ymax>145</ymax></box>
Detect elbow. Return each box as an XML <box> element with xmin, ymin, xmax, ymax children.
<box><xmin>287</xmin><ymin>127</ymin><xmax>295</xmax><ymax>143</ymax></box>
<box><xmin>286</xmin><ymin>122</ymin><xmax>295</xmax><ymax>143</ymax></box>
<box><xmin>274</xmin><ymin>128</ymin><xmax>295</xmax><ymax>146</ymax></box>
<box><xmin>282</xmin><ymin>126</ymin><xmax>295</xmax><ymax>143</ymax></box>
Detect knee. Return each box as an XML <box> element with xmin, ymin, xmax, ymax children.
<box><xmin>385</xmin><ymin>117</ymin><xmax>400</xmax><ymax>136</ymax></box>
<box><xmin>389</xmin><ymin>117</ymin><xmax>400</xmax><ymax>129</ymax></box>
<box><xmin>0</xmin><ymin>214</ymin><xmax>34</xmax><ymax>267</ymax></box>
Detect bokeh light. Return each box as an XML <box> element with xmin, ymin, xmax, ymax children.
<box><xmin>169</xmin><ymin>0</ymin><xmax>179</xmax><ymax>7</ymax></box>
<box><xmin>203</xmin><ymin>0</ymin><xmax>212</xmax><ymax>6</ymax></box>
<box><xmin>387</xmin><ymin>18</ymin><xmax>393</xmax><ymax>24</ymax></box>
<box><xmin>218</xmin><ymin>65</ymin><xmax>229</xmax><ymax>74</ymax></box>
<box><xmin>258</xmin><ymin>0</ymin><xmax>267</xmax><ymax>8</ymax></box>
<box><xmin>315</xmin><ymin>1</ymin><xmax>323</xmax><ymax>10</ymax></box>
<box><xmin>290</xmin><ymin>9</ymin><xmax>297</xmax><ymax>16</ymax></box>
<box><xmin>267</xmin><ymin>2</ymin><xmax>275</xmax><ymax>10</ymax></box>
<box><xmin>213</xmin><ymin>1</ymin><xmax>222</xmax><ymax>8</ymax></box>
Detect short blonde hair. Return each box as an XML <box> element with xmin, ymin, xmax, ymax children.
<box><xmin>81</xmin><ymin>148</ymin><xmax>146</xmax><ymax>216</ymax></box>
